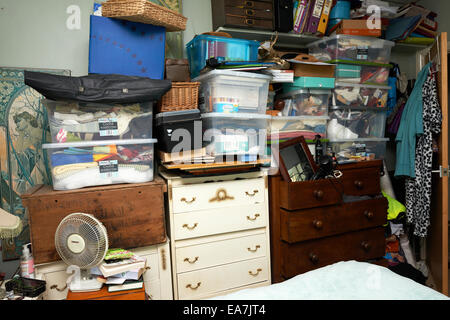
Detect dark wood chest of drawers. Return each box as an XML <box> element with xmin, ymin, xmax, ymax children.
<box><xmin>212</xmin><ymin>0</ymin><xmax>275</xmax><ymax>31</ymax></box>
<box><xmin>269</xmin><ymin>160</ymin><xmax>388</xmax><ymax>283</ymax></box>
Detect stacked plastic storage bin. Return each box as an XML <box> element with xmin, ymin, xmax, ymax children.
<box><xmin>188</xmin><ymin>35</ymin><xmax>271</xmax><ymax>163</ymax></box>
<box><xmin>307</xmin><ymin>35</ymin><xmax>394</xmax><ymax>163</ymax></box>
<box><xmin>270</xmin><ymin>74</ymin><xmax>334</xmax><ymax>160</ymax></box>
<box><xmin>42</xmin><ymin>99</ymin><xmax>157</xmax><ymax>190</ymax></box>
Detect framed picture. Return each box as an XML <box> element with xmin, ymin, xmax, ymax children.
<box><xmin>278</xmin><ymin>136</ymin><xmax>317</xmax><ymax>182</ymax></box>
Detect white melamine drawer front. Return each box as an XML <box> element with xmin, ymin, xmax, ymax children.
<box><xmin>141</xmin><ymin>253</ymin><xmax>160</xmax><ymax>282</ymax></box>
<box><xmin>172</xmin><ymin>178</ymin><xmax>265</xmax><ymax>213</ymax></box>
<box><xmin>173</xmin><ymin>203</ymin><xmax>266</xmax><ymax>240</ymax></box>
<box><xmin>177</xmin><ymin>257</ymin><xmax>268</xmax><ymax>300</ymax></box>
<box><xmin>145</xmin><ymin>279</ymin><xmax>161</xmax><ymax>300</ymax></box>
<box><xmin>176</xmin><ymin>233</ymin><xmax>268</xmax><ymax>273</ymax></box>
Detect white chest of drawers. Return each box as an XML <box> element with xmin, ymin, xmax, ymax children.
<box><xmin>34</xmin><ymin>240</ymin><xmax>173</xmax><ymax>300</ymax></box>
<box><xmin>160</xmin><ymin>169</ymin><xmax>272</xmax><ymax>300</ymax></box>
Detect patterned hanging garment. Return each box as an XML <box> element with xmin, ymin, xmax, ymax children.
<box><xmin>405</xmin><ymin>71</ymin><xmax>442</xmax><ymax>237</ymax></box>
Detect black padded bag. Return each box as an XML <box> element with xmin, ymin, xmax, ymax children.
<box><xmin>24</xmin><ymin>71</ymin><xmax>172</xmax><ymax>104</ymax></box>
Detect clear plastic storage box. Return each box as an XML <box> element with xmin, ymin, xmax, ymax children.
<box><xmin>43</xmin><ymin>99</ymin><xmax>153</xmax><ymax>143</ymax></box>
<box><xmin>201</xmin><ymin>112</ymin><xmax>270</xmax><ymax>158</ymax></box>
<box><xmin>269</xmin><ymin>116</ymin><xmax>328</xmax><ymax>139</ymax></box>
<box><xmin>333</xmin><ymin>82</ymin><xmax>390</xmax><ymax>108</ymax></box>
<box><xmin>43</xmin><ymin>139</ymin><xmax>156</xmax><ymax>190</ymax></box>
<box><xmin>186</xmin><ymin>34</ymin><xmax>260</xmax><ymax>79</ymax></box>
<box><xmin>278</xmin><ymin>89</ymin><xmax>331</xmax><ymax>117</ymax></box>
<box><xmin>194</xmin><ymin>70</ymin><xmax>271</xmax><ymax>114</ymax></box>
<box><xmin>328</xmin><ymin>138</ymin><xmax>389</xmax><ymax>163</ymax></box>
<box><xmin>335</xmin><ymin>62</ymin><xmax>391</xmax><ymax>86</ymax></box>
<box><xmin>327</xmin><ymin>107</ymin><xmax>387</xmax><ymax>140</ymax></box>
<box><xmin>307</xmin><ymin>35</ymin><xmax>395</xmax><ymax>64</ymax></box>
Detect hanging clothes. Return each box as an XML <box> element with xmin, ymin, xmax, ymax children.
<box><xmin>404</xmin><ymin>67</ymin><xmax>442</xmax><ymax>237</ymax></box>
<box><xmin>394</xmin><ymin>62</ymin><xmax>432</xmax><ymax>178</ymax></box>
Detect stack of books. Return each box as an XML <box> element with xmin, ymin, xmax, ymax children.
<box><xmin>386</xmin><ymin>3</ymin><xmax>438</xmax><ymax>45</ymax></box>
<box><xmin>292</xmin><ymin>0</ymin><xmax>334</xmax><ymax>37</ymax></box>
<box><xmin>91</xmin><ymin>249</ymin><xmax>147</xmax><ymax>293</ymax></box>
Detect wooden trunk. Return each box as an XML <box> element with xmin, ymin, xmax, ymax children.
<box><xmin>21</xmin><ymin>179</ymin><xmax>167</xmax><ymax>265</ymax></box>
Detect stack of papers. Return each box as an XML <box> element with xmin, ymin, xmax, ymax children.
<box><xmin>262</xmin><ymin>69</ymin><xmax>294</xmax><ymax>83</ymax></box>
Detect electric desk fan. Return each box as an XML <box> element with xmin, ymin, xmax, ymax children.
<box><xmin>54</xmin><ymin>213</ymin><xmax>109</xmax><ymax>292</ymax></box>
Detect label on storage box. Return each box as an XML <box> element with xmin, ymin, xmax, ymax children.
<box><xmin>99</xmin><ymin>160</ymin><xmax>119</xmax><ymax>178</ymax></box>
<box><xmin>98</xmin><ymin>118</ymin><xmax>119</xmax><ymax>136</ymax></box>
<box><xmin>356</xmin><ymin>46</ymin><xmax>369</xmax><ymax>60</ymax></box>
<box><xmin>352</xmin><ymin>143</ymin><xmax>367</xmax><ymax>157</ymax></box>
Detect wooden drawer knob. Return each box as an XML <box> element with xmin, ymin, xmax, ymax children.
<box><xmin>364</xmin><ymin>210</ymin><xmax>374</xmax><ymax>220</ymax></box>
<box><xmin>245</xmin><ymin>19</ymin><xmax>255</xmax><ymax>25</ymax></box>
<box><xmin>245</xmin><ymin>9</ymin><xmax>255</xmax><ymax>16</ymax></box>
<box><xmin>309</xmin><ymin>252</ymin><xmax>319</xmax><ymax>264</ymax></box>
<box><xmin>313</xmin><ymin>190</ymin><xmax>324</xmax><ymax>200</ymax></box>
<box><xmin>313</xmin><ymin>219</ymin><xmax>323</xmax><ymax>230</ymax></box>
<box><xmin>354</xmin><ymin>180</ymin><xmax>364</xmax><ymax>189</ymax></box>
<box><xmin>361</xmin><ymin>241</ymin><xmax>371</xmax><ymax>252</ymax></box>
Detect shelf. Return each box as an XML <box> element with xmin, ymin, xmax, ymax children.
<box><xmin>216</xmin><ymin>27</ymin><xmax>432</xmax><ymax>53</ymax></box>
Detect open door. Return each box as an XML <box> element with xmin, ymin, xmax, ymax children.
<box><xmin>420</xmin><ymin>32</ymin><xmax>449</xmax><ymax>296</ymax></box>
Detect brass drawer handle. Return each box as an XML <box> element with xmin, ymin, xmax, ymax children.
<box><xmin>361</xmin><ymin>241</ymin><xmax>371</xmax><ymax>252</ymax></box>
<box><xmin>209</xmin><ymin>188</ymin><xmax>234</xmax><ymax>202</ymax></box>
<box><xmin>181</xmin><ymin>197</ymin><xmax>196</xmax><ymax>204</ymax></box>
<box><xmin>364</xmin><ymin>210</ymin><xmax>374</xmax><ymax>220</ymax></box>
<box><xmin>248</xmin><ymin>268</ymin><xmax>262</xmax><ymax>276</ymax></box>
<box><xmin>245</xmin><ymin>9</ymin><xmax>255</xmax><ymax>16</ymax></box>
<box><xmin>245</xmin><ymin>18</ymin><xmax>255</xmax><ymax>25</ymax></box>
<box><xmin>313</xmin><ymin>190</ymin><xmax>324</xmax><ymax>200</ymax></box>
<box><xmin>247</xmin><ymin>213</ymin><xmax>260</xmax><ymax>221</ymax></box>
<box><xmin>182</xmin><ymin>223</ymin><xmax>198</xmax><ymax>230</ymax></box>
<box><xmin>313</xmin><ymin>219</ymin><xmax>323</xmax><ymax>230</ymax></box>
<box><xmin>309</xmin><ymin>252</ymin><xmax>319</xmax><ymax>264</ymax></box>
<box><xmin>186</xmin><ymin>282</ymin><xmax>201</xmax><ymax>290</ymax></box>
<box><xmin>184</xmin><ymin>256</ymin><xmax>199</xmax><ymax>264</ymax></box>
<box><xmin>143</xmin><ymin>266</ymin><xmax>151</xmax><ymax>273</ymax></box>
<box><xmin>50</xmin><ymin>284</ymin><xmax>67</xmax><ymax>292</ymax></box>
<box><xmin>244</xmin><ymin>1</ymin><xmax>254</xmax><ymax>7</ymax></box>
<box><xmin>245</xmin><ymin>190</ymin><xmax>259</xmax><ymax>197</ymax></box>
<box><xmin>354</xmin><ymin>180</ymin><xmax>364</xmax><ymax>189</ymax></box>
<box><xmin>247</xmin><ymin>245</ymin><xmax>261</xmax><ymax>252</ymax></box>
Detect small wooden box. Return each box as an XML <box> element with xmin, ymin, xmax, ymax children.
<box><xmin>21</xmin><ymin>179</ymin><xmax>167</xmax><ymax>265</ymax></box>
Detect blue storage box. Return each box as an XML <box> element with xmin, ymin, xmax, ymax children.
<box><xmin>89</xmin><ymin>15</ymin><xmax>166</xmax><ymax>80</ymax></box>
<box><xmin>186</xmin><ymin>35</ymin><xmax>260</xmax><ymax>79</ymax></box>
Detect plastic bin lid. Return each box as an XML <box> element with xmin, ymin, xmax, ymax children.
<box><xmin>329</xmin><ymin>137</ymin><xmax>390</xmax><ymax>143</ymax></box>
<box><xmin>201</xmin><ymin>112</ymin><xmax>271</xmax><ymax>120</ymax></box>
<box><xmin>186</xmin><ymin>34</ymin><xmax>260</xmax><ymax>48</ymax></box>
<box><xmin>330</xmin><ymin>105</ymin><xmax>387</xmax><ymax>111</ymax></box>
<box><xmin>335</xmin><ymin>81</ymin><xmax>391</xmax><ymax>90</ymax></box>
<box><xmin>271</xmin><ymin>116</ymin><xmax>329</xmax><ymax>121</ymax></box>
<box><xmin>279</xmin><ymin>88</ymin><xmax>332</xmax><ymax>98</ymax></box>
<box><xmin>155</xmin><ymin>109</ymin><xmax>200</xmax><ymax>119</ymax></box>
<box><xmin>43</xmin><ymin>138</ymin><xmax>157</xmax><ymax>149</ymax></box>
<box><xmin>193</xmin><ymin>70</ymin><xmax>272</xmax><ymax>82</ymax></box>
<box><xmin>306</xmin><ymin>34</ymin><xmax>395</xmax><ymax>48</ymax></box>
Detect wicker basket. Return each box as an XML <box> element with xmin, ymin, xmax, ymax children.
<box><xmin>158</xmin><ymin>82</ymin><xmax>200</xmax><ymax>112</ymax></box>
<box><xmin>102</xmin><ymin>0</ymin><xmax>187</xmax><ymax>32</ymax></box>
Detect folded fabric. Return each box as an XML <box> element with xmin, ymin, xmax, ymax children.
<box><xmin>52</xmin><ymin>165</ymin><xmax>153</xmax><ymax>190</ymax></box>
<box><xmin>53</xmin><ymin>162</ymin><xmax>99</xmax><ymax>178</ymax></box>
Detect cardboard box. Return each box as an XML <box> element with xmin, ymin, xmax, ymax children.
<box><xmin>335</xmin><ymin>19</ymin><xmax>382</xmax><ymax>37</ymax></box>
<box><xmin>89</xmin><ymin>15</ymin><xmax>166</xmax><ymax>80</ymax></box>
<box><xmin>292</xmin><ymin>62</ymin><xmax>336</xmax><ymax>78</ymax></box>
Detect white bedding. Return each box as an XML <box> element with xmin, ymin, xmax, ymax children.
<box><xmin>210</xmin><ymin>261</ymin><xmax>449</xmax><ymax>300</ymax></box>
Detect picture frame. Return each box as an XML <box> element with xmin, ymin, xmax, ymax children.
<box><xmin>278</xmin><ymin>136</ymin><xmax>318</xmax><ymax>182</ymax></box>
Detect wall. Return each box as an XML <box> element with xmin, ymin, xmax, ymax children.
<box><xmin>0</xmin><ymin>0</ymin><xmax>212</xmax><ymax>76</ymax></box>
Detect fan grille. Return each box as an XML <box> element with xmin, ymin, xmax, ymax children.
<box><xmin>55</xmin><ymin>213</ymin><xmax>108</xmax><ymax>269</ymax></box>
